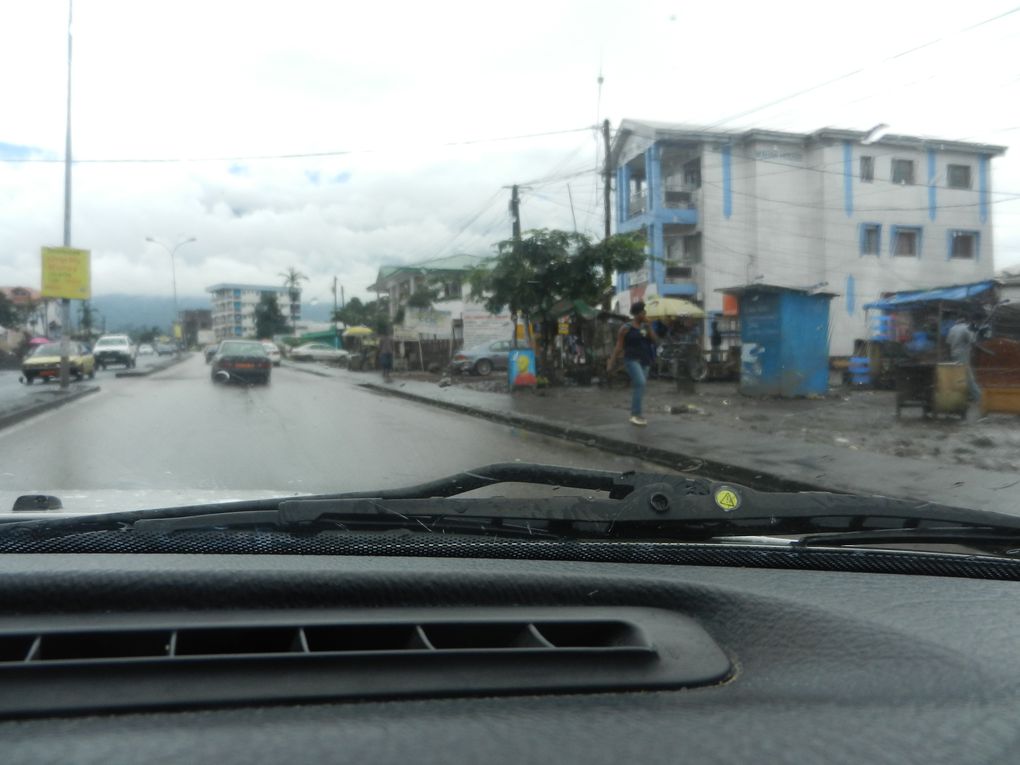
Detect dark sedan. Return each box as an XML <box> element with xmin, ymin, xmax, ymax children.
<box><xmin>210</xmin><ymin>340</ymin><xmax>271</xmax><ymax>385</ymax></box>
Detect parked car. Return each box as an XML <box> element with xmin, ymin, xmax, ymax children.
<box><xmin>452</xmin><ymin>340</ymin><xmax>518</xmax><ymax>376</ymax></box>
<box><xmin>21</xmin><ymin>341</ymin><xmax>95</xmax><ymax>383</ymax></box>
<box><xmin>210</xmin><ymin>340</ymin><xmax>271</xmax><ymax>385</ymax></box>
<box><xmin>290</xmin><ymin>342</ymin><xmax>349</xmax><ymax>364</ymax></box>
<box><xmin>92</xmin><ymin>334</ymin><xmax>136</xmax><ymax>369</ymax></box>
<box><xmin>138</xmin><ymin>344</ymin><xmax>155</xmax><ymax>356</ymax></box>
<box><xmin>261</xmin><ymin>341</ymin><xmax>282</xmax><ymax>367</ymax></box>
<box><xmin>203</xmin><ymin>343</ymin><xmax>220</xmax><ymax>364</ymax></box>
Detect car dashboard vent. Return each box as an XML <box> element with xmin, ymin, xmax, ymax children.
<box><xmin>0</xmin><ymin>607</ymin><xmax>732</xmax><ymax>717</ymax></box>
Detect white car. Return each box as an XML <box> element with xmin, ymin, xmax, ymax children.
<box><xmin>138</xmin><ymin>344</ymin><xmax>155</xmax><ymax>356</ymax></box>
<box><xmin>261</xmin><ymin>341</ymin><xmax>282</xmax><ymax>367</ymax></box>
<box><xmin>290</xmin><ymin>342</ymin><xmax>349</xmax><ymax>364</ymax></box>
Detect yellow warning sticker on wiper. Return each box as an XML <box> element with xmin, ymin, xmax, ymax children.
<box><xmin>714</xmin><ymin>487</ymin><xmax>741</xmax><ymax>512</ymax></box>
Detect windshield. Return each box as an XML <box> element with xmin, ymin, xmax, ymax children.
<box><xmin>0</xmin><ymin>1</ymin><xmax>1019</xmax><ymax>542</ymax></box>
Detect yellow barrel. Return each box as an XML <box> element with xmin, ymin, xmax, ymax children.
<box><xmin>934</xmin><ymin>363</ymin><xmax>968</xmax><ymax>415</ymax></box>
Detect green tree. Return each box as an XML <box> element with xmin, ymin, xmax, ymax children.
<box><xmin>254</xmin><ymin>293</ymin><xmax>290</xmax><ymax>339</ymax></box>
<box><xmin>279</xmin><ymin>266</ymin><xmax>309</xmax><ymax>334</ymax></box>
<box><xmin>468</xmin><ymin>229</ymin><xmax>645</xmax><ymax>375</ymax></box>
<box><xmin>0</xmin><ymin>291</ymin><xmax>18</xmax><ymax>329</ymax></box>
<box><xmin>406</xmin><ymin>284</ymin><xmax>438</xmax><ymax>310</ymax></box>
<box><xmin>333</xmin><ymin>297</ymin><xmax>390</xmax><ymax>331</ymax></box>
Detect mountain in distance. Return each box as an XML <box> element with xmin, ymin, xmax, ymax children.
<box><xmin>90</xmin><ymin>294</ymin><xmax>336</xmax><ymax>335</ymax></box>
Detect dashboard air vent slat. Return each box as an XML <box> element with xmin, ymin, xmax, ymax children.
<box><xmin>0</xmin><ymin>607</ymin><xmax>732</xmax><ymax>717</ymax></box>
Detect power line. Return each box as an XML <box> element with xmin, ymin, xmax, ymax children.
<box><xmin>0</xmin><ymin>126</ymin><xmax>596</xmax><ymax>165</ymax></box>
<box><xmin>706</xmin><ymin>5</ymin><xmax>1020</xmax><ymax>130</ymax></box>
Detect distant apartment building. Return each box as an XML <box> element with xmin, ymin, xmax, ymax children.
<box><xmin>207</xmin><ymin>284</ymin><xmax>299</xmax><ymax>340</ymax></box>
<box><xmin>610</xmin><ymin>120</ymin><xmax>1006</xmax><ymax>355</ymax></box>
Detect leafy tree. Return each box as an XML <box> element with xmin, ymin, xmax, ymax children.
<box><xmin>333</xmin><ymin>297</ymin><xmax>390</xmax><ymax>331</ymax></box>
<box><xmin>279</xmin><ymin>266</ymin><xmax>309</xmax><ymax>334</ymax></box>
<box><xmin>76</xmin><ymin>301</ymin><xmax>99</xmax><ymax>340</ymax></box>
<box><xmin>406</xmin><ymin>284</ymin><xmax>439</xmax><ymax>310</ymax></box>
<box><xmin>138</xmin><ymin>326</ymin><xmax>163</xmax><ymax>344</ymax></box>
<box><xmin>0</xmin><ymin>291</ymin><xmax>18</xmax><ymax>328</ymax></box>
<box><xmin>254</xmin><ymin>293</ymin><xmax>290</xmax><ymax>339</ymax></box>
<box><xmin>468</xmin><ymin>229</ymin><xmax>645</xmax><ymax>374</ymax></box>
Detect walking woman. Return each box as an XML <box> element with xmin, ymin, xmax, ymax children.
<box><xmin>607</xmin><ymin>301</ymin><xmax>658</xmax><ymax>426</ymax></box>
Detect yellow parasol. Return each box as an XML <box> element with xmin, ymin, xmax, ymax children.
<box><xmin>642</xmin><ymin>297</ymin><xmax>705</xmax><ymax>319</ymax></box>
<box><xmin>342</xmin><ymin>325</ymin><xmax>375</xmax><ymax>337</ymax></box>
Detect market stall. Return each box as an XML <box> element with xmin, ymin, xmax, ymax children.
<box><xmin>863</xmin><ymin>281</ymin><xmax>999</xmax><ymax>419</ymax></box>
<box><xmin>342</xmin><ymin>325</ymin><xmax>376</xmax><ymax>371</ymax></box>
<box><xmin>641</xmin><ymin>297</ymin><xmax>714</xmax><ymax>386</ymax></box>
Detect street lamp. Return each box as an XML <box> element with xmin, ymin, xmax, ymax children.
<box><xmin>146</xmin><ymin>236</ymin><xmax>196</xmax><ymax>348</ymax></box>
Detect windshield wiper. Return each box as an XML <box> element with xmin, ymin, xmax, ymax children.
<box><xmin>3</xmin><ymin>463</ymin><xmax>1020</xmax><ymax>550</ymax></box>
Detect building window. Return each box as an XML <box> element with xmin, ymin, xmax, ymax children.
<box><xmin>892</xmin><ymin>227</ymin><xmax>922</xmax><ymax>257</ymax></box>
<box><xmin>949</xmin><ymin>230</ymin><xmax>978</xmax><ymax>260</ymax></box>
<box><xmin>947</xmin><ymin>164</ymin><xmax>972</xmax><ymax>189</ymax></box>
<box><xmin>860</xmin><ymin>156</ymin><xmax>874</xmax><ymax>182</ymax></box>
<box><xmin>891</xmin><ymin>159</ymin><xmax>915</xmax><ymax>185</ymax></box>
<box><xmin>860</xmin><ymin>224</ymin><xmax>881</xmax><ymax>256</ymax></box>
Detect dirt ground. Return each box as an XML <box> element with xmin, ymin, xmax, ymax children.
<box><xmin>386</xmin><ymin>368</ymin><xmax>1020</xmax><ymax>475</ymax></box>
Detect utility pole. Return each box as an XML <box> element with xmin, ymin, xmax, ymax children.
<box><xmin>602</xmin><ymin>119</ymin><xmax>612</xmax><ymax>240</ymax></box>
<box><xmin>59</xmin><ymin>0</ymin><xmax>74</xmax><ymax>390</ymax></box>
<box><xmin>332</xmin><ymin>276</ymin><xmax>339</xmax><ymax>348</ymax></box>
<box><xmin>510</xmin><ymin>184</ymin><xmax>521</xmax><ymax>248</ymax></box>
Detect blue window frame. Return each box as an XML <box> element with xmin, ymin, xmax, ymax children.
<box><xmin>948</xmin><ymin>230</ymin><xmax>980</xmax><ymax>261</ymax></box>
<box><xmin>859</xmin><ymin>223</ymin><xmax>881</xmax><ymax>256</ymax></box>
<box><xmin>890</xmin><ymin>226</ymin><xmax>923</xmax><ymax>258</ymax></box>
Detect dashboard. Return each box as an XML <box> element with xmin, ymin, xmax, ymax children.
<box><xmin>0</xmin><ymin>545</ymin><xmax>1016</xmax><ymax>764</ymax></box>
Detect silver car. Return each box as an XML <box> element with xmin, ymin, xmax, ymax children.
<box><xmin>451</xmin><ymin>340</ymin><xmax>518</xmax><ymax>376</ymax></box>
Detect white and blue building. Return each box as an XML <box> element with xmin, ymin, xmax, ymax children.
<box><xmin>208</xmin><ymin>283</ymin><xmax>299</xmax><ymax>340</ymax></box>
<box><xmin>610</xmin><ymin>119</ymin><xmax>1006</xmax><ymax>355</ymax></box>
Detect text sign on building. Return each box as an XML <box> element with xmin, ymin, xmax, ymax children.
<box><xmin>41</xmin><ymin>247</ymin><xmax>91</xmax><ymax>300</ymax></box>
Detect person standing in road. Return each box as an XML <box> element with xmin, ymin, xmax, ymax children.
<box><xmin>378</xmin><ymin>329</ymin><xmax>394</xmax><ymax>383</ymax></box>
<box><xmin>947</xmin><ymin>315</ymin><xmax>981</xmax><ymax>403</ymax></box>
<box><xmin>607</xmin><ymin>301</ymin><xmax>659</xmax><ymax>426</ymax></box>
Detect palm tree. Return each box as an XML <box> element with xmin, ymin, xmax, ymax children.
<box><xmin>279</xmin><ymin>267</ymin><xmax>309</xmax><ymax>335</ymax></box>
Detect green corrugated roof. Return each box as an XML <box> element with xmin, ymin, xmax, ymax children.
<box><xmin>369</xmin><ymin>253</ymin><xmax>492</xmax><ymax>291</ymax></box>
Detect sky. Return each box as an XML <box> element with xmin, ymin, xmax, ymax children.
<box><xmin>1</xmin><ymin>0</ymin><xmax>1019</xmax><ymax>306</ymax></box>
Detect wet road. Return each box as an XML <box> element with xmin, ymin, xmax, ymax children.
<box><xmin>0</xmin><ymin>355</ymin><xmax>670</xmax><ymax>506</ymax></box>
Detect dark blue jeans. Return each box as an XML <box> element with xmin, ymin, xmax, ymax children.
<box><xmin>624</xmin><ymin>360</ymin><xmax>648</xmax><ymax>416</ymax></box>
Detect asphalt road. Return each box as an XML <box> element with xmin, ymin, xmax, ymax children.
<box><xmin>0</xmin><ymin>354</ymin><xmax>672</xmax><ymax>511</ymax></box>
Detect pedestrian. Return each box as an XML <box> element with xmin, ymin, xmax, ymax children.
<box><xmin>946</xmin><ymin>315</ymin><xmax>981</xmax><ymax>403</ymax></box>
<box><xmin>710</xmin><ymin>320</ymin><xmax>722</xmax><ymax>364</ymax></box>
<box><xmin>607</xmin><ymin>301</ymin><xmax>659</xmax><ymax>426</ymax></box>
<box><xmin>378</xmin><ymin>329</ymin><xmax>394</xmax><ymax>383</ymax></box>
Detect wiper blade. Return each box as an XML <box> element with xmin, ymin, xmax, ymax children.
<box><xmin>4</xmin><ymin>463</ymin><xmax>1020</xmax><ymax>546</ymax></box>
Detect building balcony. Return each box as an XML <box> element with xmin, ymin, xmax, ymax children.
<box><xmin>621</xmin><ymin>188</ymin><xmax>699</xmax><ymax>232</ymax></box>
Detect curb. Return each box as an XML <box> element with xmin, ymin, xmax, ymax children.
<box><xmin>281</xmin><ymin>361</ymin><xmax>336</xmax><ymax>378</ymax></box>
<box><xmin>0</xmin><ymin>385</ymin><xmax>101</xmax><ymax>432</ymax></box>
<box><xmin>358</xmin><ymin>381</ymin><xmax>828</xmax><ymax>494</ymax></box>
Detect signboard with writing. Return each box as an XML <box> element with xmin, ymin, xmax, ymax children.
<box><xmin>462</xmin><ymin>310</ymin><xmax>514</xmax><ymax>349</ymax></box>
<box><xmin>41</xmin><ymin>247</ymin><xmax>91</xmax><ymax>300</ymax></box>
<box><xmin>399</xmin><ymin>308</ymin><xmax>452</xmax><ymax>340</ymax></box>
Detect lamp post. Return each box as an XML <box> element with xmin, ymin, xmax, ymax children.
<box><xmin>146</xmin><ymin>237</ymin><xmax>196</xmax><ymax>349</ymax></box>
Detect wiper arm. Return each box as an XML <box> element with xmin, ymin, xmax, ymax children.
<box><xmin>5</xmin><ymin>463</ymin><xmax>1020</xmax><ymax>546</ymax></box>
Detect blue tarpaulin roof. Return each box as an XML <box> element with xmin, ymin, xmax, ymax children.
<box><xmin>863</xmin><ymin>281</ymin><xmax>996</xmax><ymax>311</ymax></box>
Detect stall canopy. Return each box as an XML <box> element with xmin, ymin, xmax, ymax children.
<box><xmin>864</xmin><ymin>280</ymin><xmax>996</xmax><ymax>311</ymax></box>
<box><xmin>549</xmin><ymin>299</ymin><xmax>600</xmax><ymax>320</ymax></box>
<box><xmin>342</xmin><ymin>325</ymin><xmax>374</xmax><ymax>337</ymax></box>
<box><xmin>643</xmin><ymin>297</ymin><xmax>705</xmax><ymax>320</ymax></box>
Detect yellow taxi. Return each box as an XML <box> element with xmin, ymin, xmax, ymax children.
<box><xmin>21</xmin><ymin>341</ymin><xmax>96</xmax><ymax>384</ymax></box>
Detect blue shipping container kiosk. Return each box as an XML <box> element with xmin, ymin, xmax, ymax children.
<box><xmin>719</xmin><ymin>284</ymin><xmax>835</xmax><ymax>398</ymax></box>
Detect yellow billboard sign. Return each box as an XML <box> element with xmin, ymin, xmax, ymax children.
<box><xmin>41</xmin><ymin>247</ymin><xmax>91</xmax><ymax>300</ymax></box>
